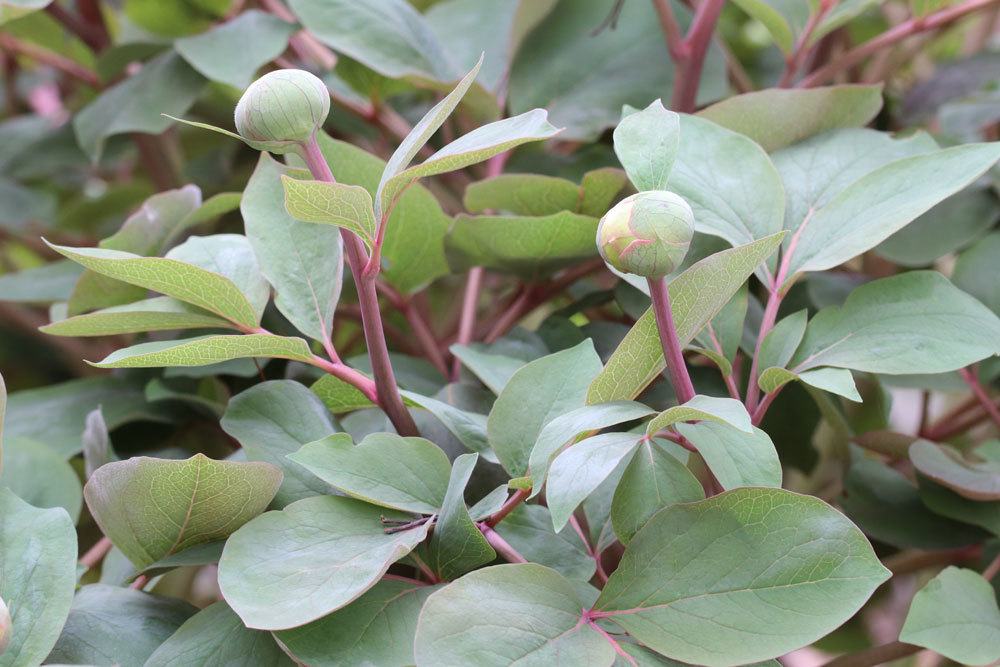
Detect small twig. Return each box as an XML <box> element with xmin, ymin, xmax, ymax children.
<box><xmin>983</xmin><ymin>551</ymin><xmax>1000</xmax><ymax>581</ymax></box>
<box><xmin>777</xmin><ymin>0</ymin><xmax>835</xmax><ymax>86</ymax></box>
<box><xmin>79</xmin><ymin>536</ymin><xmax>113</xmax><ymax>569</ymax></box>
<box><xmin>820</xmin><ymin>641</ymin><xmax>922</xmax><ymax>667</ymax></box>
<box><xmin>882</xmin><ymin>546</ymin><xmax>980</xmax><ymax>576</ymax></box>
<box><xmin>484</xmin><ymin>488</ymin><xmax>530</xmax><ymax>528</ymax></box>
<box><xmin>799</xmin><ymin>0</ymin><xmax>1000</xmax><ymax>87</ymax></box>
<box><xmin>382</xmin><ymin>515</ymin><xmax>433</xmax><ymax>534</ymax></box>
<box><xmin>0</xmin><ymin>33</ymin><xmax>100</xmax><ymax>87</ymax></box>
<box><xmin>130</xmin><ymin>574</ymin><xmax>150</xmax><ymax>590</ymax></box>
<box><xmin>959</xmin><ymin>366</ymin><xmax>1000</xmax><ymax>431</ymax></box>
<box><xmin>45</xmin><ymin>3</ymin><xmax>106</xmax><ymax>51</ymax></box>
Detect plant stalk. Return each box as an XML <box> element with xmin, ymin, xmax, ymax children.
<box><xmin>646</xmin><ymin>277</ymin><xmax>696</xmax><ymax>404</ymax></box>
<box><xmin>300</xmin><ymin>135</ymin><xmax>418</xmax><ymax>437</ymax></box>
<box><xmin>480</xmin><ymin>525</ymin><xmax>528</xmax><ymax>564</ymax></box>
<box><xmin>959</xmin><ymin>366</ymin><xmax>1000</xmax><ymax>431</ymax></box>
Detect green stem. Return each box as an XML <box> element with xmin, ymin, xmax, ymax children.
<box><xmin>300</xmin><ymin>134</ymin><xmax>418</xmax><ymax>436</ymax></box>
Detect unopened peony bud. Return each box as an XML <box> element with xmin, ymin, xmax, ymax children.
<box><xmin>234</xmin><ymin>69</ymin><xmax>330</xmax><ymax>154</ymax></box>
<box><xmin>596</xmin><ymin>191</ymin><xmax>694</xmax><ymax>278</ymax></box>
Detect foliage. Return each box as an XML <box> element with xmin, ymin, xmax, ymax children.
<box><xmin>1</xmin><ymin>0</ymin><xmax>1000</xmax><ymax>666</ymax></box>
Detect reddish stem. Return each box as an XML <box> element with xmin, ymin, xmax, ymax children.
<box><xmin>79</xmin><ymin>536</ymin><xmax>113</xmax><ymax>569</ymax></box>
<box><xmin>646</xmin><ymin>277</ymin><xmax>696</xmax><ymax>404</ymax></box>
<box><xmin>0</xmin><ymin>33</ymin><xmax>100</xmax><ymax>87</ymax></box>
<box><xmin>300</xmin><ymin>135</ymin><xmax>418</xmax><ymax>436</ymax></box>
<box><xmin>484</xmin><ymin>488</ymin><xmax>530</xmax><ymax>528</ymax></box>
<box><xmin>799</xmin><ymin>0</ymin><xmax>1000</xmax><ymax>87</ymax></box>
<box><xmin>452</xmin><ymin>266</ymin><xmax>483</xmax><ymax>379</ymax></box>
<box><xmin>669</xmin><ymin>0</ymin><xmax>726</xmax><ymax>112</ymax></box>
<box><xmin>480</xmin><ymin>525</ymin><xmax>528</xmax><ymax>563</ymax></box>
<box><xmin>959</xmin><ymin>366</ymin><xmax>1000</xmax><ymax>431</ymax></box>
<box><xmin>777</xmin><ymin>0</ymin><xmax>834</xmax><ymax>87</ymax></box>
<box><xmin>130</xmin><ymin>574</ymin><xmax>150</xmax><ymax>590</ymax></box>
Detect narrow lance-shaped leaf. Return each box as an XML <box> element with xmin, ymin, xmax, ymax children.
<box><xmin>589</xmin><ymin>232</ymin><xmax>785</xmax><ymax>403</ymax></box>
<box><xmin>47</xmin><ymin>242</ymin><xmax>262</xmax><ymax>328</ymax></box>
<box><xmin>758</xmin><ymin>366</ymin><xmax>861</xmax><ymax>402</ymax></box>
<box><xmin>84</xmin><ymin>454</ymin><xmax>282</xmax><ymax>569</ymax></box>
<box><xmin>376</xmin><ymin>57</ymin><xmax>482</xmax><ymax>219</ymax></box>
<box><xmin>594</xmin><ymin>488</ymin><xmax>890</xmax><ymax>666</ymax></box>
<box><xmin>281</xmin><ymin>176</ymin><xmax>377</xmax><ymax>248</ymax></box>
<box><xmin>614</xmin><ymin>99</ymin><xmax>679</xmax><ymax>192</ymax></box>
<box><xmin>218</xmin><ymin>495</ymin><xmax>432</xmax><ymax>630</ymax></box>
<box><xmin>90</xmin><ymin>334</ymin><xmax>315</xmax><ymax>369</ymax></box>
<box><xmin>380</xmin><ymin>108</ymin><xmax>561</xmax><ymax>221</ymax></box>
<box><xmin>41</xmin><ymin>296</ymin><xmax>235</xmax><ymax>337</ymax></box>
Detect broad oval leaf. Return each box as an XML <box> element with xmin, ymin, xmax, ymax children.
<box><xmin>289</xmin><ymin>432</ymin><xmax>451</xmax><ymax>513</ymax></box>
<box><xmin>899</xmin><ymin>567</ymin><xmax>1000</xmax><ymax>666</ymax></box>
<box><xmin>675</xmin><ymin>422</ymin><xmax>782</xmax><ymax>490</ymax></box>
<box><xmin>646</xmin><ymin>395</ymin><xmax>752</xmax><ymax>436</ymax></box>
<box><xmin>84</xmin><ymin>453</ymin><xmax>282</xmax><ymax>569</ymax></box>
<box><xmin>595</xmin><ymin>488</ymin><xmax>890</xmax><ymax>666</ymax></box>
<box><xmin>0</xmin><ymin>437</ymin><xmax>82</xmax><ymax>521</ymax></box>
<box><xmin>614</xmin><ymin>99</ymin><xmax>679</xmax><ymax>192</ymax></box>
<box><xmin>145</xmin><ymin>601</ymin><xmax>294</xmax><ymax>667</ymax></box>
<box><xmin>488</xmin><ymin>339</ymin><xmax>603</xmax><ymax>477</ymax></box>
<box><xmin>427</xmin><ymin>453</ymin><xmax>496</xmax><ymax>580</ymax></box>
<box><xmin>276</xmin><ymin>579</ymin><xmax>438</xmax><ymax>667</ymax></box>
<box><xmin>218</xmin><ymin>495</ymin><xmax>432</xmax><ymax>630</ymax></box>
<box><xmin>282</xmin><ymin>175</ymin><xmax>377</xmax><ymax>247</ymax></box>
<box><xmin>414</xmin><ymin>564</ymin><xmax>614</xmax><ymax>666</ymax></box>
<box><xmin>790</xmin><ymin>271</ymin><xmax>1000</xmax><ymax>375</ymax></box>
<box><xmin>494</xmin><ymin>504</ymin><xmax>595</xmax><ymax>581</ymax></box>
<box><xmin>909</xmin><ymin>439</ymin><xmax>1000</xmax><ymax>501</ymax></box>
<box><xmin>0</xmin><ymin>489</ymin><xmax>76</xmax><ymax>667</ymax></box>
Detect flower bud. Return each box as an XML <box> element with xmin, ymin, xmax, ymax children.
<box><xmin>234</xmin><ymin>69</ymin><xmax>330</xmax><ymax>154</ymax></box>
<box><xmin>597</xmin><ymin>191</ymin><xmax>694</xmax><ymax>278</ymax></box>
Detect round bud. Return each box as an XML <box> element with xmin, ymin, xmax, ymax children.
<box><xmin>597</xmin><ymin>191</ymin><xmax>694</xmax><ymax>278</ymax></box>
<box><xmin>234</xmin><ymin>69</ymin><xmax>330</xmax><ymax>153</ymax></box>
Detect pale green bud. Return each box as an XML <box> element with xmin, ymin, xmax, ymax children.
<box><xmin>597</xmin><ymin>191</ymin><xmax>694</xmax><ymax>278</ymax></box>
<box><xmin>234</xmin><ymin>69</ymin><xmax>330</xmax><ymax>154</ymax></box>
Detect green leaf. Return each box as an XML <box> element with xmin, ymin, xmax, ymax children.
<box><xmin>221</xmin><ymin>380</ymin><xmax>339</xmax><ymax>507</ymax></box>
<box><xmin>464</xmin><ymin>173</ymin><xmax>581</xmax><ymax>216</ymax></box>
<box><xmin>376</xmin><ymin>58</ymin><xmax>482</xmax><ymax>218</ymax></box>
<box><xmin>84</xmin><ymin>453</ymin><xmax>282</xmax><ymax>570</ymax></box>
<box><xmin>0</xmin><ymin>260</ymin><xmax>83</xmax><ymax>304</ymax></box>
<box><xmin>316</xmin><ymin>133</ymin><xmax>451</xmax><ymax>293</ymax></box>
<box><xmin>218</xmin><ymin>495</ymin><xmax>431</xmax><ymax>630</ymax></box>
<box><xmin>401</xmin><ymin>390</ymin><xmax>494</xmax><ymax>461</ymax></box>
<box><xmin>42</xmin><ymin>296</ymin><xmax>234</xmax><ymax>337</ymax></box>
<box><xmin>381</xmin><ymin>108</ymin><xmax>560</xmax><ymax>221</ymax></box>
<box><xmin>954</xmin><ymin>232</ymin><xmax>1000</xmax><ymax>315</ymax></box>
<box><xmin>287</xmin><ymin>0</ymin><xmax>456</xmax><ymax>83</ymax></box>
<box><xmin>785</xmin><ymin>142</ymin><xmax>1000</xmax><ymax>280</ymax></box>
<box><xmin>488</xmin><ymin>340</ymin><xmax>603</xmax><ymax>477</ymax></box>
<box><xmin>909</xmin><ymin>439</ymin><xmax>1000</xmax><ymax>501</ymax></box>
<box><xmin>671</xmin><ymin>115</ymin><xmax>785</xmax><ymax>252</ymax></box>
<box><xmin>5</xmin><ymin>376</ymin><xmax>168</xmax><ymax>458</ymax></box>
<box><xmin>841</xmin><ymin>455</ymin><xmax>986</xmax><ymax>550</ymax></box>
<box><xmin>614</xmin><ymin>99</ymin><xmax>679</xmax><ymax>192</ymax></box>
<box><xmin>900</xmin><ymin>567</ymin><xmax>1000</xmax><ymax>666</ymax></box>
<box><xmin>244</xmin><ymin>153</ymin><xmax>344</xmax><ymax>342</ymax></box>
<box><xmin>699</xmin><ymin>85</ymin><xmax>883</xmax><ymax>151</ymax></box>
<box><xmin>508</xmin><ymin>0</ymin><xmax>726</xmax><ymax>141</ymax></box>
<box><xmin>595</xmin><ymin>488</ymin><xmax>890</xmax><ymax>666</ymax></box>
<box><xmin>73</xmin><ymin>51</ymin><xmax>205</xmax><ymax>162</ymax></box>
<box><xmin>527</xmin><ymin>400</ymin><xmax>654</xmax><ymax>496</ymax></box>
<box><xmin>47</xmin><ymin>584</ymin><xmax>197</xmax><ymax>667</ymax></box>
<box><xmin>791</xmin><ymin>272</ymin><xmax>1000</xmax><ymax>375</ymax></box>
<box><xmin>145</xmin><ymin>601</ymin><xmax>294</xmax><ymax>667</ymax></box>
<box><xmin>0</xmin><ymin>438</ymin><xmax>82</xmax><ymax>521</ymax></box>
<box><xmin>813</xmin><ymin>0</ymin><xmax>880</xmax><ymax>42</ymax></box>
<box><xmin>414</xmin><ymin>564</ymin><xmax>614</xmax><ymax>666</ymax></box>
<box><xmin>494</xmin><ymin>504</ymin><xmax>595</xmax><ymax>580</ymax></box>
<box><xmin>675</xmin><ymin>422</ymin><xmax>782</xmax><ymax>490</ymax></box>
<box><xmin>758</xmin><ymin>366</ymin><xmax>861</xmax><ymax>402</ymax></box>
<box><xmin>757</xmin><ymin>309</ymin><xmax>807</xmax><ymax>373</ymax></box>
<box><xmin>175</xmin><ymin>10</ymin><xmax>297</xmax><ymax>89</ymax></box>
<box><xmin>290</xmin><ymin>432</ymin><xmax>451</xmax><ymax>513</ymax></box>
<box><xmin>428</xmin><ymin>453</ymin><xmax>496</xmax><ymax>579</ymax></box>
<box><xmin>876</xmin><ymin>186</ymin><xmax>999</xmax><ymax>266</ymax></box>
<box><xmin>580</xmin><ymin>168</ymin><xmax>630</xmax><ymax>217</ymax></box>
<box><xmin>611</xmin><ymin>438</ymin><xmax>703</xmax><ymax>544</ymax></box>
<box><xmin>48</xmin><ymin>243</ymin><xmax>263</xmax><ymax>328</ymax></box>
<box><xmin>446</xmin><ymin>210</ymin><xmax>599</xmax><ymax>280</ymax></box>
<box><xmin>310</xmin><ymin>373</ymin><xmax>376</xmax><ymax>414</ymax></box>
<box><xmin>547</xmin><ymin>432</ymin><xmax>642</xmax><ymax>532</ymax></box>
<box><xmin>0</xmin><ymin>0</ymin><xmax>52</xmax><ymax>24</ymax></box>
<box><xmin>275</xmin><ymin>579</ymin><xmax>437</xmax><ymax>667</ymax></box>
<box><xmin>0</xmin><ymin>489</ymin><xmax>76</xmax><ymax>667</ymax></box>
<box><xmin>918</xmin><ymin>477</ymin><xmax>1000</xmax><ymax>537</ymax></box>
<box><xmin>728</xmin><ymin>0</ymin><xmax>807</xmax><ymax>53</ymax></box>
<box><xmin>589</xmin><ymin>233</ymin><xmax>785</xmax><ymax>402</ymax></box>
<box><xmin>282</xmin><ymin>175</ymin><xmax>377</xmax><ymax>247</ymax></box>
<box><xmin>165</xmin><ymin>234</ymin><xmax>271</xmax><ymax>323</ymax></box>
<box><xmin>646</xmin><ymin>395</ymin><xmax>753</xmax><ymax>435</ymax></box>
<box><xmin>90</xmin><ymin>334</ymin><xmax>315</xmax><ymax>368</ymax></box>
<box><xmin>451</xmin><ymin>340</ymin><xmax>541</xmax><ymax>394</ymax></box>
